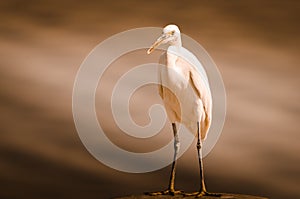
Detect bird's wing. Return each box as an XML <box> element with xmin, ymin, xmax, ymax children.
<box><xmin>168</xmin><ymin>46</ymin><xmax>212</xmax><ymax>139</ymax></box>
<box><xmin>189</xmin><ymin>66</ymin><xmax>212</xmax><ymax>140</ymax></box>
<box><xmin>158</xmin><ymin>52</ymin><xmax>167</xmax><ymax>98</ymax></box>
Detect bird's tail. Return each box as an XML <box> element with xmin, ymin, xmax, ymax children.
<box><xmin>200</xmin><ymin>111</ymin><xmax>211</xmax><ymax>140</ymax></box>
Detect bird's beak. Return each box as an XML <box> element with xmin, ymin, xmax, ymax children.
<box><xmin>147</xmin><ymin>31</ymin><xmax>174</xmax><ymax>54</ymax></box>
<box><xmin>147</xmin><ymin>34</ymin><xmax>166</xmax><ymax>54</ymax></box>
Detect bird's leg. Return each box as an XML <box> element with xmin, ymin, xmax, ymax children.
<box><xmin>145</xmin><ymin>123</ymin><xmax>183</xmax><ymax>196</ymax></box>
<box><xmin>185</xmin><ymin>122</ymin><xmax>221</xmax><ymax>198</ymax></box>
<box><xmin>167</xmin><ymin>123</ymin><xmax>182</xmax><ymax>194</ymax></box>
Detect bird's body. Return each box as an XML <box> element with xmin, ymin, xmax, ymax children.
<box><xmin>146</xmin><ymin>24</ymin><xmax>219</xmax><ymax>197</ymax></box>
<box><xmin>158</xmin><ymin>46</ymin><xmax>212</xmax><ymax>140</ymax></box>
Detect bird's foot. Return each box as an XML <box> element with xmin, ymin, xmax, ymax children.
<box><xmin>184</xmin><ymin>190</ymin><xmax>221</xmax><ymax>197</ymax></box>
<box><xmin>145</xmin><ymin>189</ymin><xmax>183</xmax><ymax>196</ymax></box>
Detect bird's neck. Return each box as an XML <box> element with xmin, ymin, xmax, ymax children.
<box><xmin>167</xmin><ymin>37</ymin><xmax>182</xmax><ymax>67</ymax></box>
<box><xmin>171</xmin><ymin>36</ymin><xmax>182</xmax><ymax>48</ymax></box>
<box><xmin>166</xmin><ymin>49</ymin><xmax>179</xmax><ymax>67</ymax></box>
<box><xmin>169</xmin><ymin>36</ymin><xmax>182</xmax><ymax>56</ymax></box>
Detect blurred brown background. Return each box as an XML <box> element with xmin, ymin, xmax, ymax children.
<box><xmin>0</xmin><ymin>0</ymin><xmax>299</xmax><ymax>199</ymax></box>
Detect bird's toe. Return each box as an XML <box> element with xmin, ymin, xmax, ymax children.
<box><xmin>184</xmin><ymin>191</ymin><xmax>221</xmax><ymax>197</ymax></box>
<box><xmin>145</xmin><ymin>189</ymin><xmax>184</xmax><ymax>196</ymax></box>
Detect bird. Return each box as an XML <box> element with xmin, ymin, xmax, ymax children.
<box><xmin>146</xmin><ymin>24</ymin><xmax>220</xmax><ymax>197</ymax></box>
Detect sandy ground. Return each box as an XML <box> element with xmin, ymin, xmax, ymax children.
<box><xmin>0</xmin><ymin>1</ymin><xmax>299</xmax><ymax>199</ymax></box>
<box><xmin>114</xmin><ymin>193</ymin><xmax>267</xmax><ymax>199</ymax></box>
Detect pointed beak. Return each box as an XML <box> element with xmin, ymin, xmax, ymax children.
<box><xmin>147</xmin><ymin>33</ymin><xmax>173</xmax><ymax>55</ymax></box>
<box><xmin>147</xmin><ymin>33</ymin><xmax>168</xmax><ymax>54</ymax></box>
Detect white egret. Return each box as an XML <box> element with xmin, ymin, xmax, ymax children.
<box><xmin>146</xmin><ymin>24</ymin><xmax>220</xmax><ymax>197</ymax></box>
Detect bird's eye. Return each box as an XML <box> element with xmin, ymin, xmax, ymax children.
<box><xmin>171</xmin><ymin>30</ymin><xmax>175</xmax><ymax>35</ymax></box>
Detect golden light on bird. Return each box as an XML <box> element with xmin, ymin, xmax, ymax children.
<box><xmin>146</xmin><ymin>24</ymin><xmax>219</xmax><ymax>197</ymax></box>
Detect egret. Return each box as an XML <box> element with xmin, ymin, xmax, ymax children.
<box><xmin>146</xmin><ymin>24</ymin><xmax>219</xmax><ymax>197</ymax></box>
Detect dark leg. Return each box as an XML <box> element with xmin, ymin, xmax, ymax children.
<box><xmin>196</xmin><ymin>121</ymin><xmax>209</xmax><ymax>196</ymax></box>
<box><xmin>185</xmin><ymin>122</ymin><xmax>221</xmax><ymax>197</ymax></box>
<box><xmin>145</xmin><ymin>123</ymin><xmax>182</xmax><ymax>196</ymax></box>
<box><xmin>168</xmin><ymin>123</ymin><xmax>180</xmax><ymax>193</ymax></box>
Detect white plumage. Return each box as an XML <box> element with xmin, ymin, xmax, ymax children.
<box><xmin>147</xmin><ymin>24</ymin><xmax>219</xmax><ymax>197</ymax></box>
<box><xmin>158</xmin><ymin>46</ymin><xmax>212</xmax><ymax>140</ymax></box>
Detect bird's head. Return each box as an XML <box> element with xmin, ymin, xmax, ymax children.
<box><xmin>147</xmin><ymin>24</ymin><xmax>181</xmax><ymax>54</ymax></box>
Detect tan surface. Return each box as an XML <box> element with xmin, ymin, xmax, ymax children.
<box><xmin>0</xmin><ymin>1</ymin><xmax>299</xmax><ymax>199</ymax></box>
<box><xmin>114</xmin><ymin>193</ymin><xmax>268</xmax><ymax>199</ymax></box>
